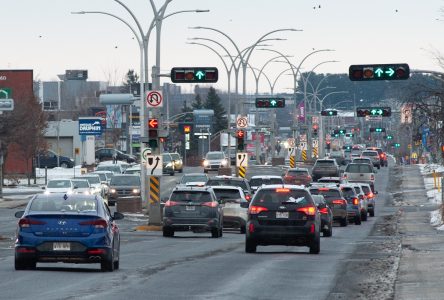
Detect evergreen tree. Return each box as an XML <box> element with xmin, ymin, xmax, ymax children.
<box><xmin>204</xmin><ymin>87</ymin><xmax>227</xmax><ymax>134</ymax></box>
<box><xmin>192</xmin><ymin>94</ymin><xmax>204</xmax><ymax>110</ymax></box>
<box><xmin>123</xmin><ymin>69</ymin><xmax>139</xmax><ymax>94</ymax></box>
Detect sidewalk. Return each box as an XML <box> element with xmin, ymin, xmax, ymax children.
<box><xmin>394</xmin><ymin>165</ymin><xmax>444</xmax><ymax>300</ymax></box>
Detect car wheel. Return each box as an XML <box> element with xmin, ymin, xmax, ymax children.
<box><xmin>163</xmin><ymin>227</ymin><xmax>174</xmax><ymax>237</ymax></box>
<box><xmin>179</xmin><ymin>168</ymin><xmax>183</xmax><ymax>173</ymax></box>
<box><xmin>113</xmin><ymin>258</ymin><xmax>120</xmax><ymax>270</ymax></box>
<box><xmin>15</xmin><ymin>257</ymin><xmax>36</xmax><ymax>270</ymax></box>
<box><xmin>323</xmin><ymin>224</ymin><xmax>333</xmax><ymax>237</ymax></box>
<box><xmin>211</xmin><ymin>228</ymin><xmax>220</xmax><ymax>238</ymax></box>
<box><xmin>309</xmin><ymin>233</ymin><xmax>320</xmax><ymax>254</ymax></box>
<box><xmin>240</xmin><ymin>226</ymin><xmax>246</xmax><ymax>234</ymax></box>
<box><xmin>245</xmin><ymin>238</ymin><xmax>257</xmax><ymax>253</ymax></box>
<box><xmin>370</xmin><ymin>209</ymin><xmax>375</xmax><ymax>217</ymax></box>
<box><xmin>101</xmin><ymin>253</ymin><xmax>115</xmax><ymax>272</ymax></box>
<box><xmin>340</xmin><ymin>217</ymin><xmax>348</xmax><ymax>227</ymax></box>
<box><xmin>60</xmin><ymin>162</ymin><xmax>69</xmax><ymax>168</ymax></box>
<box><xmin>355</xmin><ymin>215</ymin><xmax>362</xmax><ymax>225</ymax></box>
<box><xmin>377</xmin><ymin>165</ymin><xmax>380</xmax><ymax>170</ymax></box>
<box><xmin>361</xmin><ymin>211</ymin><xmax>368</xmax><ymax>221</ymax></box>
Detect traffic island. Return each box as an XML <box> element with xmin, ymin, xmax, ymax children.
<box><xmin>116</xmin><ymin>196</ymin><xmax>142</xmax><ymax>214</ymax></box>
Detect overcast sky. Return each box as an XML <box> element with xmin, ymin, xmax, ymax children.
<box><xmin>2</xmin><ymin>0</ymin><xmax>444</xmax><ymax>94</ymax></box>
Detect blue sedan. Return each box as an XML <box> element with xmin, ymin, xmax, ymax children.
<box><xmin>14</xmin><ymin>193</ymin><xmax>124</xmax><ymax>272</ymax></box>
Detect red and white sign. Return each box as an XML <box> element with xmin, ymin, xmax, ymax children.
<box><xmin>146</xmin><ymin>91</ymin><xmax>163</xmax><ymax>108</ymax></box>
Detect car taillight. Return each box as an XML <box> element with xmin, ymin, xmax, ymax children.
<box><xmin>249</xmin><ymin>205</ymin><xmax>269</xmax><ymax>214</ymax></box>
<box><xmin>19</xmin><ymin>218</ymin><xmax>46</xmax><ymax>228</ymax></box>
<box><xmin>319</xmin><ymin>207</ymin><xmax>329</xmax><ymax>214</ymax></box>
<box><xmin>245</xmin><ymin>194</ymin><xmax>251</xmax><ymax>201</ymax></box>
<box><xmin>342</xmin><ymin>174</ymin><xmax>347</xmax><ymax>179</ymax></box>
<box><xmin>249</xmin><ymin>223</ymin><xmax>255</xmax><ymax>233</ymax></box>
<box><xmin>79</xmin><ymin>219</ymin><xmax>108</xmax><ymax>229</ymax></box>
<box><xmin>296</xmin><ymin>206</ymin><xmax>316</xmax><ymax>216</ymax></box>
<box><xmin>165</xmin><ymin>200</ymin><xmax>179</xmax><ymax>207</ymax></box>
<box><xmin>352</xmin><ymin>197</ymin><xmax>359</xmax><ymax>205</ymax></box>
<box><xmin>332</xmin><ymin>199</ymin><xmax>346</xmax><ymax>205</ymax></box>
<box><xmin>371</xmin><ymin>174</ymin><xmax>375</xmax><ymax>181</ymax></box>
<box><xmin>367</xmin><ymin>192</ymin><xmax>374</xmax><ymax>198</ymax></box>
<box><xmin>202</xmin><ymin>202</ymin><xmax>218</xmax><ymax>208</ymax></box>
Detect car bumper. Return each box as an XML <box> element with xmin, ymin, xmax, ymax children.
<box><xmin>247</xmin><ymin>221</ymin><xmax>317</xmax><ymax>246</ymax></box>
<box><xmin>223</xmin><ymin>216</ymin><xmax>246</xmax><ymax>229</ymax></box>
<box><xmin>163</xmin><ymin>217</ymin><xmax>220</xmax><ymax>231</ymax></box>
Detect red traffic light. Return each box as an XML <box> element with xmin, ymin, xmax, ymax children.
<box><xmin>148</xmin><ymin>118</ymin><xmax>158</xmax><ymax>129</ymax></box>
<box><xmin>236</xmin><ymin>130</ymin><xmax>245</xmax><ymax>138</ymax></box>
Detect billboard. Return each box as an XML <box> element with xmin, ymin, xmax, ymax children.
<box><xmin>79</xmin><ymin>117</ymin><xmax>103</xmax><ymax>135</ymax></box>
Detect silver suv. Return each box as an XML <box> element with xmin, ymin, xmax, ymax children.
<box><xmin>203</xmin><ymin>151</ymin><xmax>228</xmax><ymax>173</ymax></box>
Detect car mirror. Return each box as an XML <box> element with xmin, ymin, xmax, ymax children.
<box><xmin>240</xmin><ymin>202</ymin><xmax>249</xmax><ymax>208</ymax></box>
<box><xmin>15</xmin><ymin>211</ymin><xmax>24</xmax><ymax>218</ymax></box>
<box><xmin>41</xmin><ymin>186</ymin><xmax>46</xmax><ymax>190</ymax></box>
<box><xmin>113</xmin><ymin>212</ymin><xmax>124</xmax><ymax>220</ymax></box>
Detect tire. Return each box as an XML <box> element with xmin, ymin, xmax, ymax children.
<box><xmin>355</xmin><ymin>215</ymin><xmax>362</xmax><ymax>225</ymax></box>
<box><xmin>179</xmin><ymin>168</ymin><xmax>183</xmax><ymax>173</ymax></box>
<box><xmin>60</xmin><ymin>162</ymin><xmax>69</xmax><ymax>168</ymax></box>
<box><xmin>211</xmin><ymin>228</ymin><xmax>220</xmax><ymax>238</ymax></box>
<box><xmin>113</xmin><ymin>258</ymin><xmax>119</xmax><ymax>270</ymax></box>
<box><xmin>369</xmin><ymin>209</ymin><xmax>375</xmax><ymax>217</ymax></box>
<box><xmin>323</xmin><ymin>223</ymin><xmax>333</xmax><ymax>237</ymax></box>
<box><xmin>170</xmin><ymin>171</ymin><xmax>175</xmax><ymax>176</ymax></box>
<box><xmin>245</xmin><ymin>238</ymin><xmax>257</xmax><ymax>253</ymax></box>
<box><xmin>361</xmin><ymin>211</ymin><xmax>368</xmax><ymax>221</ymax></box>
<box><xmin>340</xmin><ymin>217</ymin><xmax>348</xmax><ymax>227</ymax></box>
<box><xmin>15</xmin><ymin>257</ymin><xmax>36</xmax><ymax>270</ymax></box>
<box><xmin>377</xmin><ymin>165</ymin><xmax>380</xmax><ymax>170</ymax></box>
<box><xmin>101</xmin><ymin>253</ymin><xmax>114</xmax><ymax>272</ymax></box>
<box><xmin>219</xmin><ymin>227</ymin><xmax>223</xmax><ymax>237</ymax></box>
<box><xmin>309</xmin><ymin>234</ymin><xmax>320</xmax><ymax>254</ymax></box>
<box><xmin>204</xmin><ymin>170</ymin><xmax>208</xmax><ymax>174</ymax></box>
<box><xmin>240</xmin><ymin>226</ymin><xmax>246</xmax><ymax>234</ymax></box>
<box><xmin>163</xmin><ymin>227</ymin><xmax>174</xmax><ymax>237</ymax></box>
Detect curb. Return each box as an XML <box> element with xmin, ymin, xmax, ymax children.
<box><xmin>134</xmin><ymin>225</ymin><xmax>162</xmax><ymax>231</ymax></box>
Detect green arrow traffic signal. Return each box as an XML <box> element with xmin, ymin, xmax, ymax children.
<box><xmin>394</xmin><ymin>143</ymin><xmax>401</xmax><ymax>148</ymax></box>
<box><xmin>195</xmin><ymin>70</ymin><xmax>205</xmax><ymax>80</ymax></box>
<box><xmin>270</xmin><ymin>99</ymin><xmax>277</xmax><ymax>107</ymax></box>
<box><xmin>375</xmin><ymin>68</ymin><xmax>384</xmax><ymax>77</ymax></box>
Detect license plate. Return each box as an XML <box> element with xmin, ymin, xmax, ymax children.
<box><xmin>276</xmin><ymin>211</ymin><xmax>289</xmax><ymax>219</ymax></box>
<box><xmin>186</xmin><ymin>206</ymin><xmax>195</xmax><ymax>211</ymax></box>
<box><xmin>53</xmin><ymin>242</ymin><xmax>70</xmax><ymax>251</ymax></box>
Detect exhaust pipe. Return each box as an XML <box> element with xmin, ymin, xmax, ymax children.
<box><xmin>89</xmin><ymin>256</ymin><xmax>101</xmax><ymax>261</ymax></box>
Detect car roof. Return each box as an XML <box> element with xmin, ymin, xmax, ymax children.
<box><xmin>33</xmin><ymin>193</ymin><xmax>101</xmax><ymax>201</ymax></box>
<box><xmin>316</xmin><ymin>159</ymin><xmax>335</xmax><ymax>162</ymax></box>
<box><xmin>211</xmin><ymin>175</ymin><xmax>245</xmax><ymax>181</ymax></box>
<box><xmin>173</xmin><ymin>186</ymin><xmax>213</xmax><ymax>192</ymax></box>
<box><xmin>182</xmin><ymin>173</ymin><xmax>208</xmax><ymax>177</ymax></box>
<box><xmin>257</xmin><ymin>184</ymin><xmax>307</xmax><ymax>191</ymax></box>
<box><xmin>211</xmin><ymin>185</ymin><xmax>243</xmax><ymax>191</ymax></box>
<box><xmin>309</xmin><ymin>184</ymin><xmax>341</xmax><ymax>190</ymax></box>
<box><xmin>250</xmin><ymin>175</ymin><xmax>283</xmax><ymax>179</ymax></box>
<box><xmin>92</xmin><ymin>170</ymin><xmax>114</xmax><ymax>174</ymax></box>
<box><xmin>318</xmin><ymin>177</ymin><xmax>341</xmax><ymax>180</ymax></box>
<box><xmin>287</xmin><ymin>168</ymin><xmax>309</xmax><ymax>171</ymax></box>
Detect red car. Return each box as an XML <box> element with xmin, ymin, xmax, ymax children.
<box><xmin>283</xmin><ymin>168</ymin><xmax>312</xmax><ymax>186</ymax></box>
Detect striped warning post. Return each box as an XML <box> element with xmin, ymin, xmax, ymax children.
<box><xmin>302</xmin><ymin>150</ymin><xmax>307</xmax><ymax>161</ymax></box>
<box><xmin>149</xmin><ymin>176</ymin><xmax>160</xmax><ymax>205</ymax></box>
<box><xmin>313</xmin><ymin>147</ymin><xmax>318</xmax><ymax>158</ymax></box>
<box><xmin>289</xmin><ymin>156</ymin><xmax>295</xmax><ymax>168</ymax></box>
<box><xmin>238</xmin><ymin>166</ymin><xmax>246</xmax><ymax>178</ymax></box>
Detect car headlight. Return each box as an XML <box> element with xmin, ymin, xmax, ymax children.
<box><xmin>166</xmin><ymin>162</ymin><xmax>173</xmax><ymax>168</ymax></box>
<box><xmin>221</xmin><ymin>159</ymin><xmax>228</xmax><ymax>166</ymax></box>
<box><xmin>132</xmin><ymin>189</ymin><xmax>140</xmax><ymax>194</ymax></box>
<box><xmin>203</xmin><ymin>160</ymin><xmax>209</xmax><ymax>167</ymax></box>
<box><xmin>83</xmin><ymin>191</ymin><xmax>90</xmax><ymax>195</ymax></box>
<box><xmin>110</xmin><ymin>189</ymin><xmax>116</xmax><ymax>194</ymax></box>
<box><xmin>44</xmin><ymin>190</ymin><xmax>50</xmax><ymax>195</ymax></box>
<box><xmin>70</xmin><ymin>158</ymin><xmax>74</xmax><ymax>162</ymax></box>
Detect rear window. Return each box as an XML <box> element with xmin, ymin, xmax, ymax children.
<box><xmin>315</xmin><ymin>160</ymin><xmax>335</xmax><ymax>166</ymax></box>
<box><xmin>250</xmin><ymin>178</ymin><xmax>283</xmax><ymax>186</ymax></box>
<box><xmin>72</xmin><ymin>180</ymin><xmax>89</xmax><ymax>188</ymax></box>
<box><xmin>213</xmin><ymin>189</ymin><xmax>244</xmax><ymax>203</ymax></box>
<box><xmin>309</xmin><ymin>188</ymin><xmax>341</xmax><ymax>199</ymax></box>
<box><xmin>287</xmin><ymin>170</ymin><xmax>308</xmax><ymax>176</ymax></box>
<box><xmin>346</xmin><ymin>164</ymin><xmax>372</xmax><ymax>173</ymax></box>
<box><xmin>181</xmin><ymin>175</ymin><xmax>208</xmax><ymax>184</ymax></box>
<box><xmin>311</xmin><ymin>195</ymin><xmax>325</xmax><ymax>205</ymax></box>
<box><xmin>362</xmin><ymin>151</ymin><xmax>378</xmax><ymax>157</ymax></box>
<box><xmin>30</xmin><ymin>197</ymin><xmax>97</xmax><ymax>212</ymax></box>
<box><xmin>82</xmin><ymin>176</ymin><xmax>100</xmax><ymax>185</ymax></box>
<box><xmin>361</xmin><ymin>186</ymin><xmax>371</xmax><ymax>194</ymax></box>
<box><xmin>354</xmin><ymin>186</ymin><xmax>362</xmax><ymax>194</ymax></box>
<box><xmin>171</xmin><ymin>154</ymin><xmax>180</xmax><ymax>160</ymax></box>
<box><xmin>170</xmin><ymin>191</ymin><xmax>212</xmax><ymax>203</ymax></box>
<box><xmin>253</xmin><ymin>189</ymin><xmax>312</xmax><ymax>207</ymax></box>
<box><xmin>341</xmin><ymin>187</ymin><xmax>356</xmax><ymax>199</ymax></box>
<box><xmin>110</xmin><ymin>176</ymin><xmax>140</xmax><ymax>186</ymax></box>
<box><xmin>353</xmin><ymin>159</ymin><xmax>370</xmax><ymax>163</ymax></box>
<box><xmin>92</xmin><ymin>173</ymin><xmax>107</xmax><ymax>182</ymax></box>
<box><xmin>207</xmin><ymin>179</ymin><xmax>248</xmax><ymax>191</ymax></box>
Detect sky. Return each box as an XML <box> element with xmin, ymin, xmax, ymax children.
<box><xmin>2</xmin><ymin>0</ymin><xmax>444</xmax><ymax>94</ymax></box>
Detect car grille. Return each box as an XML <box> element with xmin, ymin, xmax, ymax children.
<box><xmin>116</xmin><ymin>188</ymin><xmax>135</xmax><ymax>196</ymax></box>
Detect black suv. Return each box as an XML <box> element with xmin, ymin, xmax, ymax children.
<box><xmin>108</xmin><ymin>174</ymin><xmax>141</xmax><ymax>206</ymax></box>
<box><xmin>95</xmin><ymin>148</ymin><xmax>137</xmax><ymax>163</ymax></box>
<box><xmin>162</xmin><ymin>186</ymin><xmax>223</xmax><ymax>238</ymax></box>
<box><xmin>311</xmin><ymin>159</ymin><xmax>340</xmax><ymax>182</ymax></box>
<box><xmin>245</xmin><ymin>185</ymin><xmax>321</xmax><ymax>254</ymax></box>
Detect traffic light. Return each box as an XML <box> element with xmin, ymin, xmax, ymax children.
<box><xmin>385</xmin><ymin>135</ymin><xmax>393</xmax><ymax>140</ymax></box>
<box><xmin>148</xmin><ymin>118</ymin><xmax>159</xmax><ymax>149</ymax></box>
<box><xmin>321</xmin><ymin>109</ymin><xmax>338</xmax><ymax>116</ymax></box>
<box><xmin>370</xmin><ymin>127</ymin><xmax>386</xmax><ymax>133</ymax></box>
<box><xmin>394</xmin><ymin>143</ymin><xmax>401</xmax><ymax>148</ymax></box>
<box><xmin>349</xmin><ymin>64</ymin><xmax>410</xmax><ymax>81</ymax></box>
<box><xmin>326</xmin><ymin>141</ymin><xmax>331</xmax><ymax>150</ymax></box>
<box><xmin>356</xmin><ymin>107</ymin><xmax>391</xmax><ymax>117</ymax></box>
<box><xmin>183</xmin><ymin>125</ymin><xmax>192</xmax><ymax>134</ymax></box>
<box><xmin>338</xmin><ymin>129</ymin><xmax>346</xmax><ymax>135</ymax></box>
<box><xmin>312</xmin><ymin>124</ymin><xmax>318</xmax><ymax>137</ymax></box>
<box><xmin>170</xmin><ymin>67</ymin><xmax>218</xmax><ymax>83</ymax></box>
<box><xmin>236</xmin><ymin>130</ymin><xmax>245</xmax><ymax>151</ymax></box>
<box><xmin>343</xmin><ymin>145</ymin><xmax>352</xmax><ymax>151</ymax></box>
<box><xmin>255</xmin><ymin>98</ymin><xmax>285</xmax><ymax>108</ymax></box>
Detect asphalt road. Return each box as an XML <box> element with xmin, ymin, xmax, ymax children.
<box><xmin>0</xmin><ymin>163</ymin><xmax>390</xmax><ymax>300</ymax></box>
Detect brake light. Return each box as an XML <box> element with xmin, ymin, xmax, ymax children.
<box><xmin>332</xmin><ymin>199</ymin><xmax>346</xmax><ymax>205</ymax></box>
<box><xmin>249</xmin><ymin>205</ymin><xmax>269</xmax><ymax>214</ymax></box>
<box><xmin>319</xmin><ymin>207</ymin><xmax>329</xmax><ymax>214</ymax></box>
<box><xmin>165</xmin><ymin>200</ymin><xmax>179</xmax><ymax>207</ymax></box>
<box><xmin>318</xmin><ymin>188</ymin><xmax>329</xmax><ymax>191</ymax></box>
<box><xmin>359</xmin><ymin>195</ymin><xmax>364</xmax><ymax>200</ymax></box>
<box><xmin>245</xmin><ymin>194</ymin><xmax>251</xmax><ymax>201</ymax></box>
<box><xmin>202</xmin><ymin>202</ymin><xmax>218</xmax><ymax>208</ymax></box>
<box><xmin>79</xmin><ymin>219</ymin><xmax>108</xmax><ymax>229</ymax></box>
<box><xmin>276</xmin><ymin>188</ymin><xmax>290</xmax><ymax>193</ymax></box>
<box><xmin>18</xmin><ymin>218</ymin><xmax>46</xmax><ymax>228</ymax></box>
<box><xmin>380</xmin><ymin>153</ymin><xmax>386</xmax><ymax>158</ymax></box>
<box><xmin>297</xmin><ymin>206</ymin><xmax>316</xmax><ymax>216</ymax></box>
<box><xmin>352</xmin><ymin>197</ymin><xmax>359</xmax><ymax>205</ymax></box>
<box><xmin>367</xmin><ymin>192</ymin><xmax>374</xmax><ymax>198</ymax></box>
<box><xmin>87</xmin><ymin>249</ymin><xmax>106</xmax><ymax>255</ymax></box>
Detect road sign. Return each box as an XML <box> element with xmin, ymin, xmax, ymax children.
<box><xmin>146</xmin><ymin>155</ymin><xmax>163</xmax><ymax>176</ymax></box>
<box><xmin>300</xmin><ymin>142</ymin><xmax>307</xmax><ymax>150</ymax></box>
<box><xmin>146</xmin><ymin>91</ymin><xmax>163</xmax><ymax>108</ymax></box>
<box><xmin>0</xmin><ymin>98</ymin><xmax>14</xmax><ymax>111</ymax></box>
<box><xmin>0</xmin><ymin>88</ymin><xmax>12</xmax><ymax>99</ymax></box>
<box><xmin>236</xmin><ymin>152</ymin><xmax>248</xmax><ymax>167</ymax></box>
<box><xmin>236</xmin><ymin>116</ymin><xmax>248</xmax><ymax>129</ymax></box>
<box><xmin>79</xmin><ymin>117</ymin><xmax>103</xmax><ymax>135</ymax></box>
<box><xmin>287</xmin><ymin>138</ymin><xmax>295</xmax><ymax>147</ymax></box>
<box><xmin>312</xmin><ymin>139</ymin><xmax>319</xmax><ymax>148</ymax></box>
<box><xmin>149</xmin><ymin>176</ymin><xmax>160</xmax><ymax>205</ymax></box>
<box><xmin>141</xmin><ymin>148</ymin><xmax>152</xmax><ymax>162</ymax></box>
